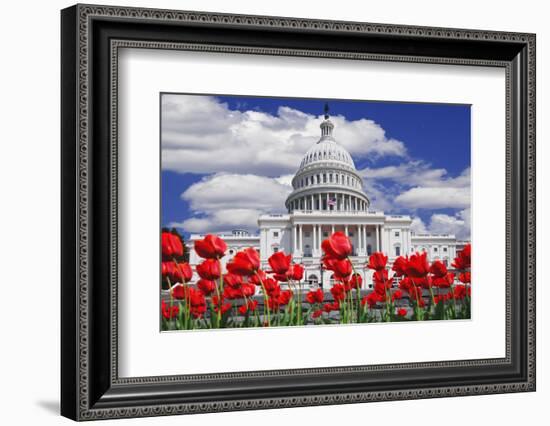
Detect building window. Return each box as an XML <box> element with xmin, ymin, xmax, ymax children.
<box><xmin>443</xmin><ymin>247</ymin><xmax>448</xmax><ymax>252</ymax></box>
<box><xmin>366</xmin><ymin>232</ymin><xmax>371</xmax><ymax>237</ymax></box>
<box><xmin>394</xmin><ymin>231</ymin><xmax>400</xmax><ymax>237</ymax></box>
<box><xmin>229</xmin><ymin>249</ymin><xmax>234</xmax><ymax>255</ymax></box>
<box><xmin>273</xmin><ymin>231</ymin><xmax>279</xmax><ymax>237</ymax></box>
<box><xmin>395</xmin><ymin>246</ymin><xmax>401</xmax><ymax>256</ymax></box>
<box><xmin>367</xmin><ymin>244</ymin><xmax>372</xmax><ymax>255</ymax></box>
<box><xmin>273</xmin><ymin>247</ymin><xmax>279</xmax><ymax>253</ymax></box>
<box><xmin>349</xmin><ymin>232</ymin><xmax>354</xmax><ymax>237</ymax></box>
<box><xmin>304</xmin><ymin>232</ymin><xmax>311</xmax><ymax>237</ymax></box>
<box><xmin>323</xmin><ymin>232</ymin><xmax>328</xmax><ymax>237</ymax></box>
<box><xmin>434</xmin><ymin>247</ymin><xmax>438</xmax><ymax>252</ymax></box>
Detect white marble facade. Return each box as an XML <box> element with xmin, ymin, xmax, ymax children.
<box><xmin>187</xmin><ymin>108</ymin><xmax>468</xmax><ymax>288</ymax></box>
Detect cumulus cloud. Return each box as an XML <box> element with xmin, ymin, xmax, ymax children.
<box><xmin>169</xmin><ymin>173</ymin><xmax>292</xmax><ymax>233</ymax></box>
<box><xmin>411</xmin><ymin>208</ymin><xmax>471</xmax><ymax>240</ymax></box>
<box><xmin>161</xmin><ymin>94</ymin><xmax>406</xmax><ymax>176</ymax></box>
<box><xmin>394</xmin><ymin>186</ymin><xmax>470</xmax><ymax>209</ymax></box>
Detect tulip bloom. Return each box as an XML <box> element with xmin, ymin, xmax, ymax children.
<box><xmin>429</xmin><ymin>260</ymin><xmax>448</xmax><ymax>278</ymax></box>
<box><xmin>268</xmin><ymin>251</ymin><xmax>292</xmax><ymax>274</ymax></box>
<box><xmin>321</xmin><ymin>232</ymin><xmax>352</xmax><ymax>259</ymax></box>
<box><xmin>330</xmin><ymin>283</ymin><xmax>346</xmax><ymax>302</ymax></box>
<box><xmin>323</xmin><ymin>301</ymin><xmax>340</xmax><ymax>312</ymax></box>
<box><xmin>161</xmin><ymin>300</ymin><xmax>179</xmax><ymax>319</ymax></box>
<box><xmin>223</xmin><ymin>273</ymin><xmax>243</xmax><ymax>289</ymax></box>
<box><xmin>324</xmin><ymin>257</ymin><xmax>352</xmax><ymax>280</ymax></box>
<box><xmin>452</xmin><ymin>244</ymin><xmax>471</xmax><ymax>270</ymax></box>
<box><xmin>404</xmin><ymin>252</ymin><xmax>430</xmax><ymax>278</ymax></box>
<box><xmin>196</xmin><ymin>259</ymin><xmax>221</xmax><ymax>280</ymax></box>
<box><xmin>312</xmin><ymin>309</ymin><xmax>323</xmax><ymax>319</ymax></box>
<box><xmin>170</xmin><ymin>284</ymin><xmax>189</xmax><ymax>300</ymax></box>
<box><xmin>306</xmin><ymin>288</ymin><xmax>324</xmax><ymax>304</ymax></box>
<box><xmin>226</xmin><ymin>248</ymin><xmax>260</xmax><ymax>276</ymax></box>
<box><xmin>238</xmin><ymin>299</ymin><xmax>258</xmax><ymax>315</ymax></box>
<box><xmin>287</xmin><ymin>264</ymin><xmax>304</xmax><ymax>281</ymax></box>
<box><xmin>392</xmin><ymin>256</ymin><xmax>408</xmax><ymax>277</ymax></box>
<box><xmin>188</xmin><ymin>288</ymin><xmax>207</xmax><ymax>318</ymax></box>
<box><xmin>433</xmin><ymin>272</ymin><xmax>455</xmax><ymax>288</ymax></box>
<box><xmin>397</xmin><ymin>308</ymin><xmax>407</xmax><ymax>317</ymax></box>
<box><xmin>367</xmin><ymin>252</ymin><xmax>388</xmax><ymax>271</ymax></box>
<box><xmin>162</xmin><ymin>261</ymin><xmax>193</xmax><ymax>283</ymax></box>
<box><xmin>194</xmin><ymin>234</ymin><xmax>227</xmax><ymax>259</ymax></box>
<box><xmin>362</xmin><ymin>291</ymin><xmax>383</xmax><ymax>308</ymax></box>
<box><xmin>212</xmin><ymin>295</ymin><xmax>232</xmax><ymax>314</ymax></box>
<box><xmin>248</xmin><ymin>269</ymin><xmax>267</xmax><ymax>286</ymax></box>
<box><xmin>197</xmin><ymin>279</ymin><xmax>216</xmax><ymax>296</ymax></box>
<box><xmin>458</xmin><ymin>271</ymin><xmax>471</xmax><ymax>284</ymax></box>
<box><xmin>161</xmin><ymin>232</ymin><xmax>184</xmax><ymax>259</ymax></box>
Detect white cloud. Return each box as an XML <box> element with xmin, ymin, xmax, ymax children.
<box><xmin>161</xmin><ymin>95</ymin><xmax>406</xmax><ymax>176</ymax></box>
<box><xmin>394</xmin><ymin>186</ymin><xmax>470</xmax><ymax>209</ymax></box>
<box><xmin>169</xmin><ymin>173</ymin><xmax>292</xmax><ymax>233</ymax></box>
<box><xmin>410</xmin><ymin>208</ymin><xmax>471</xmax><ymax>240</ymax></box>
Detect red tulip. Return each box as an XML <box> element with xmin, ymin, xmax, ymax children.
<box><xmin>226</xmin><ymin>248</ymin><xmax>260</xmax><ymax>276</ymax></box>
<box><xmin>325</xmin><ymin>257</ymin><xmax>352</xmax><ymax>280</ymax></box>
<box><xmin>223</xmin><ymin>273</ymin><xmax>243</xmax><ymax>288</ymax></box>
<box><xmin>161</xmin><ymin>300</ymin><xmax>179</xmax><ymax>319</ymax></box>
<box><xmin>362</xmin><ymin>291</ymin><xmax>383</xmax><ymax>308</ymax></box>
<box><xmin>248</xmin><ymin>269</ymin><xmax>267</xmax><ymax>286</ymax></box>
<box><xmin>188</xmin><ymin>288</ymin><xmax>207</xmax><ymax>318</ymax></box>
<box><xmin>429</xmin><ymin>260</ymin><xmax>448</xmax><ymax>278</ymax></box>
<box><xmin>306</xmin><ymin>288</ymin><xmax>324</xmax><ymax>304</ymax></box>
<box><xmin>288</xmin><ymin>264</ymin><xmax>304</xmax><ymax>281</ymax></box>
<box><xmin>263</xmin><ymin>278</ymin><xmax>281</xmax><ymax>298</ymax></box>
<box><xmin>161</xmin><ymin>232</ymin><xmax>184</xmax><ymax>258</ymax></box>
<box><xmin>397</xmin><ymin>308</ymin><xmax>407</xmax><ymax>317</ymax></box>
<box><xmin>458</xmin><ymin>271</ymin><xmax>471</xmax><ymax>284</ymax></box>
<box><xmin>323</xmin><ymin>301</ymin><xmax>340</xmax><ymax>312</ymax></box>
<box><xmin>367</xmin><ymin>252</ymin><xmax>388</xmax><ymax>271</ymax></box>
<box><xmin>279</xmin><ymin>290</ymin><xmax>293</xmax><ymax>305</ymax></box>
<box><xmin>392</xmin><ymin>256</ymin><xmax>408</xmax><ymax>277</ymax></box>
<box><xmin>171</xmin><ymin>283</ymin><xmax>190</xmax><ymax>300</ymax></box>
<box><xmin>373</xmin><ymin>269</ymin><xmax>389</xmax><ymax>286</ymax></box>
<box><xmin>194</xmin><ymin>234</ymin><xmax>227</xmax><ymax>259</ymax></box>
<box><xmin>392</xmin><ymin>289</ymin><xmax>403</xmax><ymax>301</ymax></box>
<box><xmin>452</xmin><ymin>244</ymin><xmax>471</xmax><ymax>270</ymax></box>
<box><xmin>404</xmin><ymin>252</ymin><xmax>430</xmax><ymax>278</ymax></box>
<box><xmin>162</xmin><ymin>261</ymin><xmax>192</xmax><ymax>283</ymax></box>
<box><xmin>268</xmin><ymin>251</ymin><xmax>292</xmax><ymax>274</ymax></box>
<box><xmin>398</xmin><ymin>276</ymin><xmax>413</xmax><ymax>292</ymax></box>
<box><xmin>321</xmin><ymin>232</ymin><xmax>352</xmax><ymax>259</ymax></box>
<box><xmin>196</xmin><ymin>259</ymin><xmax>221</xmax><ymax>280</ymax></box>
<box><xmin>197</xmin><ymin>279</ymin><xmax>216</xmax><ymax>296</ymax></box>
<box><xmin>433</xmin><ymin>272</ymin><xmax>455</xmax><ymax>288</ymax></box>
<box><xmin>238</xmin><ymin>299</ymin><xmax>258</xmax><ymax>315</ymax></box>
<box><xmin>312</xmin><ymin>309</ymin><xmax>323</xmax><ymax>319</ymax></box>
<box><xmin>453</xmin><ymin>284</ymin><xmax>471</xmax><ymax>300</ymax></box>
<box><xmin>330</xmin><ymin>283</ymin><xmax>346</xmax><ymax>301</ymax></box>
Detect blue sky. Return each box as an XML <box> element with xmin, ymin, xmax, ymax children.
<box><xmin>161</xmin><ymin>94</ymin><xmax>471</xmax><ymax>240</ymax></box>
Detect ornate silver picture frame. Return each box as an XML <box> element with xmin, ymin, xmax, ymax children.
<box><xmin>61</xmin><ymin>4</ymin><xmax>535</xmax><ymax>420</ymax></box>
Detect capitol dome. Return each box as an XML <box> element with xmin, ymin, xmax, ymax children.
<box><xmin>285</xmin><ymin>104</ymin><xmax>370</xmax><ymax>213</ymax></box>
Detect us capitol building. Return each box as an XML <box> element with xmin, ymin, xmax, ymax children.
<box><xmin>187</xmin><ymin>105</ymin><xmax>468</xmax><ymax>288</ymax></box>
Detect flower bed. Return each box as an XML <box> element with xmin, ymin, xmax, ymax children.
<box><xmin>160</xmin><ymin>231</ymin><xmax>471</xmax><ymax>330</ymax></box>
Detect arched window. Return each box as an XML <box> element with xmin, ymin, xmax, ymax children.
<box><xmin>394</xmin><ymin>244</ymin><xmax>401</xmax><ymax>257</ymax></box>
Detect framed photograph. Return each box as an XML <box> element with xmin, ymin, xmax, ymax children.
<box><xmin>61</xmin><ymin>4</ymin><xmax>536</xmax><ymax>421</ymax></box>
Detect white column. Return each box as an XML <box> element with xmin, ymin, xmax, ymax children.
<box><xmin>318</xmin><ymin>194</ymin><xmax>321</xmax><ymax>210</ymax></box>
<box><xmin>311</xmin><ymin>195</ymin><xmax>314</xmax><ymax>211</ymax></box>
<box><xmin>293</xmin><ymin>225</ymin><xmax>297</xmax><ymax>252</ymax></box>
<box><xmin>311</xmin><ymin>221</ymin><xmax>317</xmax><ymax>254</ymax></box>
<box><xmin>376</xmin><ymin>225</ymin><xmax>380</xmax><ymax>252</ymax></box>
<box><xmin>358</xmin><ymin>225</ymin><xmax>363</xmax><ymax>253</ymax></box>
<box><xmin>299</xmin><ymin>224</ymin><xmax>303</xmax><ymax>253</ymax></box>
<box><xmin>318</xmin><ymin>225</ymin><xmax>322</xmax><ymax>250</ymax></box>
<box><xmin>331</xmin><ymin>224</ymin><xmax>335</xmax><ymax>234</ymax></box>
<box><xmin>344</xmin><ymin>225</ymin><xmax>348</xmax><ymax>236</ymax></box>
